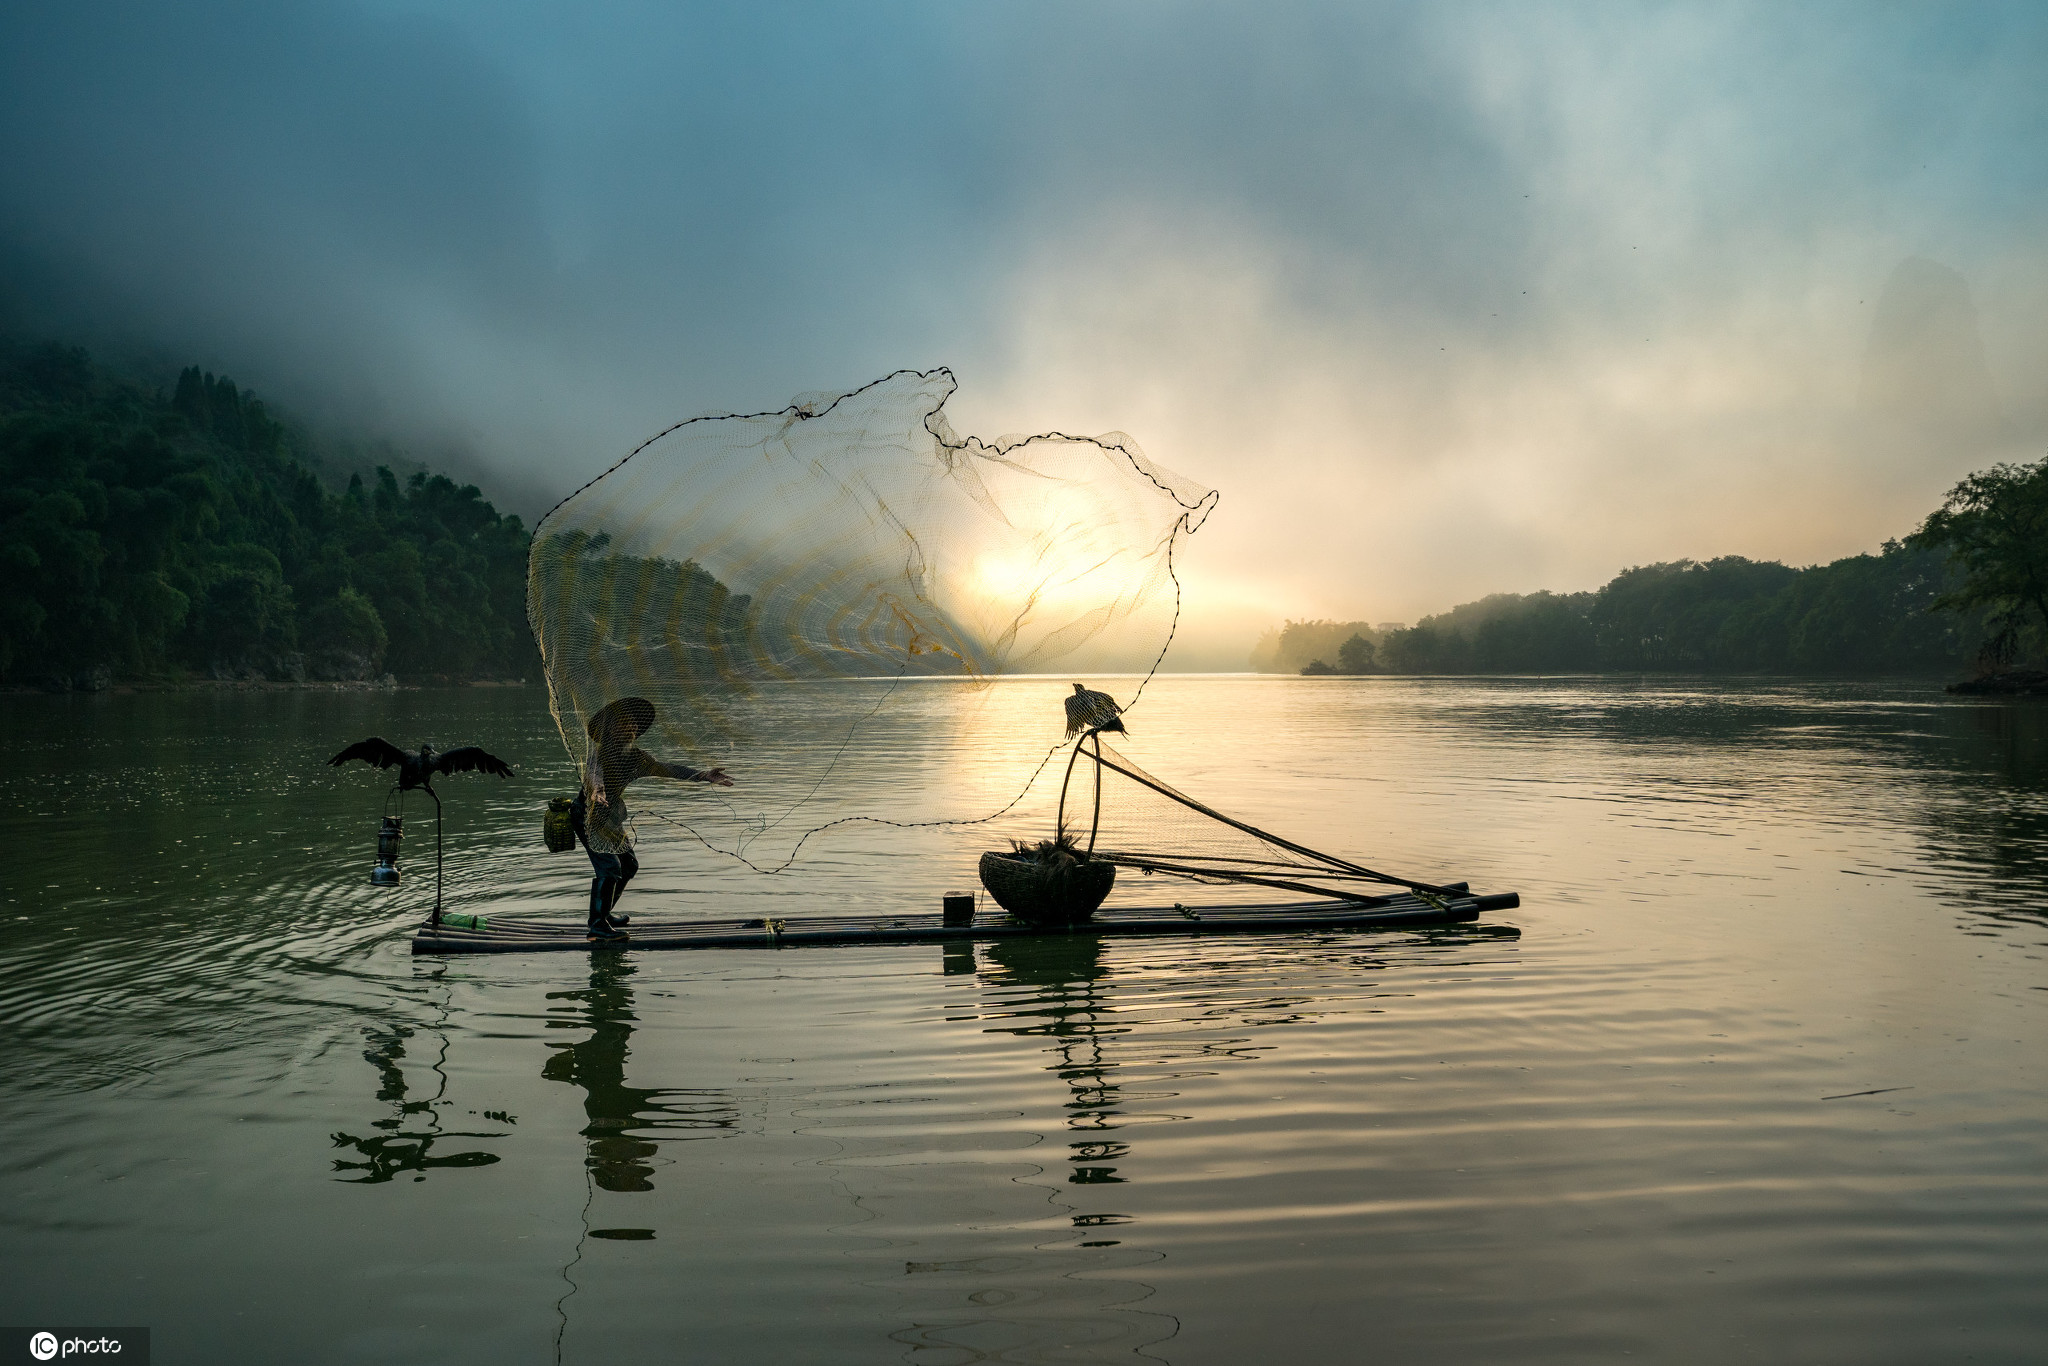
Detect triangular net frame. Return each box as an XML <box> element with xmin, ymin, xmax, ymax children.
<box><xmin>1056</xmin><ymin>734</ymin><xmax>1460</xmax><ymax>902</ymax></box>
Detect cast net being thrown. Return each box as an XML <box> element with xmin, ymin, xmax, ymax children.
<box><xmin>528</xmin><ymin>368</ymin><xmax>1218</xmax><ymax>868</ymax></box>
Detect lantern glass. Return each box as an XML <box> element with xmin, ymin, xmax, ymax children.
<box><xmin>371</xmin><ymin>815</ymin><xmax>403</xmax><ymax>886</ymax></box>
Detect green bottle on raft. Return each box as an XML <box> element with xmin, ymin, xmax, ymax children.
<box><xmin>438</xmin><ymin>912</ymin><xmax>488</xmax><ymax>931</ymax></box>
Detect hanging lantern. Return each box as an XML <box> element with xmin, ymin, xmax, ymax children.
<box><xmin>371</xmin><ymin>815</ymin><xmax>403</xmax><ymax>886</ymax></box>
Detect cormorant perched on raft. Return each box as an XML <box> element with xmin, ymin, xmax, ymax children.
<box><xmin>1065</xmin><ymin>684</ymin><xmax>1127</xmax><ymax>739</ymax></box>
<box><xmin>328</xmin><ymin>738</ymin><xmax>515</xmax><ymax>788</ymax></box>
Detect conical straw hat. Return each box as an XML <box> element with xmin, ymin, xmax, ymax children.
<box><xmin>586</xmin><ymin>696</ymin><xmax>657</xmax><ymax>741</ymax></box>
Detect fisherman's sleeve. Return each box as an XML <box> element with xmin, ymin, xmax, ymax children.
<box><xmin>634</xmin><ymin>749</ymin><xmax>701</xmax><ymax>782</ymax></box>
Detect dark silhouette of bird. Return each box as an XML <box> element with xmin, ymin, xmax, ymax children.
<box><xmin>1064</xmin><ymin>683</ymin><xmax>1127</xmax><ymax>739</ymax></box>
<box><xmin>328</xmin><ymin>738</ymin><xmax>514</xmax><ymax>790</ymax></box>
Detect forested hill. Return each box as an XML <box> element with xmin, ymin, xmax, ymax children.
<box><xmin>0</xmin><ymin>341</ymin><xmax>536</xmax><ymax>688</ymax></box>
<box><xmin>1264</xmin><ymin>544</ymin><xmax>1996</xmax><ymax>677</ymax></box>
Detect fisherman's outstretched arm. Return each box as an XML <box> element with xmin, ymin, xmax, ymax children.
<box><xmin>634</xmin><ymin>749</ymin><xmax>735</xmax><ymax>787</ymax></box>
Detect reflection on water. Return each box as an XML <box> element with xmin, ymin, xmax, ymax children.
<box><xmin>330</xmin><ymin>1020</ymin><xmax>504</xmax><ymax>1184</ymax></box>
<box><xmin>981</xmin><ymin>937</ymin><xmax>1129</xmax><ymax>1196</ymax></box>
<box><xmin>4</xmin><ymin>678</ymin><xmax>2048</xmax><ymax>1364</ymax></box>
<box><xmin>541</xmin><ymin>954</ymin><xmax>737</xmax><ymax>1195</ymax></box>
<box><xmin>1916</xmin><ymin>704</ymin><xmax>2048</xmax><ymax>930</ymax></box>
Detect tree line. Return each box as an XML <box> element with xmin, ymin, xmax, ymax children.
<box><xmin>1280</xmin><ymin>458</ymin><xmax>2048</xmax><ymax>677</ymax></box>
<box><xmin>0</xmin><ymin>341</ymin><xmax>536</xmax><ymax>688</ymax></box>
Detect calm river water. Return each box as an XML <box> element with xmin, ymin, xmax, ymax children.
<box><xmin>2</xmin><ymin>676</ymin><xmax>2045</xmax><ymax>1364</ymax></box>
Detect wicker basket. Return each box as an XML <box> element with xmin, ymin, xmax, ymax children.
<box><xmin>977</xmin><ymin>851</ymin><xmax>1116</xmax><ymax>925</ymax></box>
<box><xmin>543</xmin><ymin>796</ymin><xmax>577</xmax><ymax>853</ymax></box>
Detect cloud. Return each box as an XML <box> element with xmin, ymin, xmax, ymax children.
<box><xmin>3</xmin><ymin>0</ymin><xmax>2045</xmax><ymax>651</ymax></box>
<box><xmin>2</xmin><ymin>7</ymin><xmax>548</xmax><ymax>377</ymax></box>
<box><xmin>957</xmin><ymin>3</ymin><xmax>2048</xmax><ymax>638</ymax></box>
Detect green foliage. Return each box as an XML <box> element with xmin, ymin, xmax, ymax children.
<box><xmin>303</xmin><ymin>586</ymin><xmax>389</xmax><ymax>665</ymax></box>
<box><xmin>1336</xmin><ymin>633</ymin><xmax>1376</xmax><ymax>674</ymax></box>
<box><xmin>0</xmin><ymin>341</ymin><xmax>536</xmax><ymax>686</ymax></box>
<box><xmin>1909</xmin><ymin>457</ymin><xmax>2048</xmax><ymax>667</ymax></box>
<box><xmin>1300</xmin><ymin>635</ymin><xmax>1380</xmax><ymax>676</ymax></box>
<box><xmin>1380</xmin><ymin>623</ymin><xmax>1467</xmax><ymax>673</ymax></box>
<box><xmin>1593</xmin><ymin>559</ymin><xmax>1801</xmax><ymax>670</ymax></box>
<box><xmin>1253</xmin><ymin>619</ymin><xmax>1380</xmax><ymax>673</ymax></box>
<box><xmin>1292</xmin><ymin>543</ymin><xmax>1984</xmax><ymax>677</ymax></box>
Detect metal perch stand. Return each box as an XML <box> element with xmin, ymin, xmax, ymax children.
<box><xmin>1054</xmin><ymin>726</ymin><xmax>1108</xmax><ymax>854</ymax></box>
<box><xmin>428</xmin><ymin>787</ymin><xmax>443</xmax><ymax>926</ymax></box>
<box><xmin>388</xmin><ymin>783</ymin><xmax>447</xmax><ymax>926</ymax></box>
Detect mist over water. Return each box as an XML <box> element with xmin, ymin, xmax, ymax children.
<box><xmin>2</xmin><ymin>677</ymin><xmax>2045</xmax><ymax>1363</ymax></box>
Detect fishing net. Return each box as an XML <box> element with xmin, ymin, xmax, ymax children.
<box><xmin>1056</xmin><ymin>737</ymin><xmax>1461</xmax><ymax>902</ymax></box>
<box><xmin>528</xmin><ymin>368</ymin><xmax>1217</xmax><ymax>867</ymax></box>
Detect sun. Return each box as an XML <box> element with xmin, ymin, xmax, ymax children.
<box><xmin>970</xmin><ymin>554</ymin><xmax>1041</xmax><ymax>600</ymax></box>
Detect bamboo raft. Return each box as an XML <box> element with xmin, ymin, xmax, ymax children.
<box><xmin>410</xmin><ymin>888</ymin><xmax>1520</xmax><ymax>955</ymax></box>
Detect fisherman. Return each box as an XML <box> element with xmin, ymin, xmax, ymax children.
<box><xmin>573</xmin><ymin>697</ymin><xmax>733</xmax><ymax>940</ymax></box>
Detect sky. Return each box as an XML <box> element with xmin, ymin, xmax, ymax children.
<box><xmin>3</xmin><ymin>1</ymin><xmax>2045</xmax><ymax>668</ymax></box>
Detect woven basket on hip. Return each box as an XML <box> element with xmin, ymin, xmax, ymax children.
<box><xmin>543</xmin><ymin>797</ymin><xmax>577</xmax><ymax>853</ymax></box>
<box><xmin>977</xmin><ymin>851</ymin><xmax>1116</xmax><ymax>925</ymax></box>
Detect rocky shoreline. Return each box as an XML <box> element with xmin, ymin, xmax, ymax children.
<box><xmin>1947</xmin><ymin>670</ymin><xmax>2048</xmax><ymax>697</ymax></box>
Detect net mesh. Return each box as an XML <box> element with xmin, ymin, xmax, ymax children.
<box><xmin>527</xmin><ymin>368</ymin><xmax>1217</xmax><ymax>867</ymax></box>
<box><xmin>1061</xmin><ymin>738</ymin><xmax>1459</xmax><ymax>902</ymax></box>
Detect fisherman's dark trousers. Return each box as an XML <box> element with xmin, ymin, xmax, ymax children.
<box><xmin>584</xmin><ymin>848</ymin><xmax>639</xmax><ymax>922</ymax></box>
<box><xmin>570</xmin><ymin>799</ymin><xmax>638</xmax><ymax>923</ymax></box>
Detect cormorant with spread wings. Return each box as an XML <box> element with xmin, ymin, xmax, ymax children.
<box><xmin>328</xmin><ymin>739</ymin><xmax>514</xmax><ymax>789</ymax></box>
<box><xmin>328</xmin><ymin>738</ymin><xmax>514</xmax><ymax>926</ymax></box>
